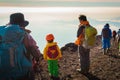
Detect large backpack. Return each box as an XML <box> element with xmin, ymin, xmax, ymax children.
<box><xmin>0</xmin><ymin>25</ymin><xmax>32</xmax><ymax>79</ymax></box>
<box><xmin>85</xmin><ymin>26</ymin><xmax>97</xmax><ymax>46</ymax></box>
<box><xmin>47</xmin><ymin>45</ymin><xmax>59</xmax><ymax>59</ymax></box>
<box><xmin>102</xmin><ymin>28</ymin><xmax>109</xmax><ymax>38</ymax></box>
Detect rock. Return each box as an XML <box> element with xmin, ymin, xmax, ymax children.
<box><xmin>35</xmin><ymin>35</ymin><xmax>120</xmax><ymax>80</ymax></box>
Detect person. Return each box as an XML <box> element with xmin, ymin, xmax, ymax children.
<box><xmin>0</xmin><ymin>13</ymin><xmax>42</xmax><ymax>80</ymax></box>
<box><xmin>117</xmin><ymin>29</ymin><xmax>120</xmax><ymax>53</ymax></box>
<box><xmin>112</xmin><ymin>30</ymin><xmax>117</xmax><ymax>41</ymax></box>
<box><xmin>76</xmin><ymin>15</ymin><xmax>97</xmax><ymax>75</ymax></box>
<box><xmin>117</xmin><ymin>29</ymin><xmax>120</xmax><ymax>43</ymax></box>
<box><xmin>43</xmin><ymin>34</ymin><xmax>62</xmax><ymax>80</ymax></box>
<box><xmin>101</xmin><ymin>23</ymin><xmax>112</xmax><ymax>54</ymax></box>
<box><xmin>112</xmin><ymin>30</ymin><xmax>117</xmax><ymax>47</ymax></box>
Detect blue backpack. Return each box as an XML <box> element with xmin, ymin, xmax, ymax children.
<box><xmin>0</xmin><ymin>25</ymin><xmax>32</xmax><ymax>79</ymax></box>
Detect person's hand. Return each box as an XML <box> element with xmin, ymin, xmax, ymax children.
<box><xmin>35</xmin><ymin>57</ymin><xmax>40</xmax><ymax>62</ymax></box>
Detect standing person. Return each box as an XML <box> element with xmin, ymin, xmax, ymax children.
<box><xmin>112</xmin><ymin>30</ymin><xmax>117</xmax><ymax>41</ymax></box>
<box><xmin>117</xmin><ymin>29</ymin><xmax>120</xmax><ymax>53</ymax></box>
<box><xmin>101</xmin><ymin>23</ymin><xmax>112</xmax><ymax>54</ymax></box>
<box><xmin>75</xmin><ymin>15</ymin><xmax>97</xmax><ymax>75</ymax></box>
<box><xmin>117</xmin><ymin>29</ymin><xmax>120</xmax><ymax>44</ymax></box>
<box><xmin>0</xmin><ymin>13</ymin><xmax>42</xmax><ymax>80</ymax></box>
<box><xmin>43</xmin><ymin>34</ymin><xmax>62</xmax><ymax>80</ymax></box>
<box><xmin>112</xmin><ymin>30</ymin><xmax>117</xmax><ymax>47</ymax></box>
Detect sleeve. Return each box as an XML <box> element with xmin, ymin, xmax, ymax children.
<box><xmin>101</xmin><ymin>29</ymin><xmax>103</xmax><ymax>36</ymax></box>
<box><xmin>77</xmin><ymin>26</ymin><xmax>85</xmax><ymax>37</ymax></box>
<box><xmin>109</xmin><ymin>29</ymin><xmax>112</xmax><ymax>38</ymax></box>
<box><xmin>23</xmin><ymin>33</ymin><xmax>42</xmax><ymax>58</ymax></box>
<box><xmin>43</xmin><ymin>46</ymin><xmax>47</xmax><ymax>60</ymax></box>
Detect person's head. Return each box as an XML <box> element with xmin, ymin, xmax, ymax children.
<box><xmin>9</xmin><ymin>13</ymin><xmax>29</xmax><ymax>27</ymax></box>
<box><xmin>46</xmin><ymin>34</ymin><xmax>54</xmax><ymax>43</ymax></box>
<box><xmin>104</xmin><ymin>23</ymin><xmax>110</xmax><ymax>28</ymax></box>
<box><xmin>113</xmin><ymin>30</ymin><xmax>116</xmax><ymax>32</ymax></box>
<box><xmin>78</xmin><ymin>15</ymin><xmax>87</xmax><ymax>22</ymax></box>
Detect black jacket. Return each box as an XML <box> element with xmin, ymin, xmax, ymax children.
<box><xmin>77</xmin><ymin>25</ymin><xmax>85</xmax><ymax>37</ymax></box>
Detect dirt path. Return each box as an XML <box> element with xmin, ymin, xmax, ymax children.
<box><xmin>35</xmin><ymin>41</ymin><xmax>120</xmax><ymax>80</ymax></box>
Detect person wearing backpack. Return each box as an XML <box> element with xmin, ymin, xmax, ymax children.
<box><xmin>112</xmin><ymin>30</ymin><xmax>117</xmax><ymax>41</ymax></box>
<box><xmin>43</xmin><ymin>34</ymin><xmax>62</xmax><ymax>80</ymax></box>
<box><xmin>112</xmin><ymin>30</ymin><xmax>117</xmax><ymax>47</ymax></box>
<box><xmin>101</xmin><ymin>23</ymin><xmax>112</xmax><ymax>55</ymax></box>
<box><xmin>117</xmin><ymin>29</ymin><xmax>120</xmax><ymax>43</ymax></box>
<box><xmin>0</xmin><ymin>13</ymin><xmax>42</xmax><ymax>80</ymax></box>
<box><xmin>75</xmin><ymin>15</ymin><xmax>97</xmax><ymax>75</ymax></box>
<box><xmin>117</xmin><ymin>29</ymin><xmax>120</xmax><ymax>53</ymax></box>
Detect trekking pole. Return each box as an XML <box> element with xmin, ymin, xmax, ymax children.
<box><xmin>118</xmin><ymin>41</ymin><xmax>120</xmax><ymax>56</ymax></box>
<box><xmin>77</xmin><ymin>45</ymin><xmax>81</xmax><ymax>71</ymax></box>
<box><xmin>78</xmin><ymin>45</ymin><xmax>80</xmax><ymax>58</ymax></box>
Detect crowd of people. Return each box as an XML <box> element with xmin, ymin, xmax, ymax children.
<box><xmin>0</xmin><ymin>12</ymin><xmax>120</xmax><ymax>80</ymax></box>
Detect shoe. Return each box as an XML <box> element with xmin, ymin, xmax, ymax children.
<box><xmin>50</xmin><ymin>76</ymin><xmax>54</xmax><ymax>80</ymax></box>
<box><xmin>76</xmin><ymin>69</ymin><xmax>88</xmax><ymax>75</ymax></box>
<box><xmin>54</xmin><ymin>77</ymin><xmax>60</xmax><ymax>80</ymax></box>
<box><xmin>103</xmin><ymin>49</ymin><xmax>107</xmax><ymax>55</ymax></box>
<box><xmin>51</xmin><ymin>76</ymin><xmax>60</xmax><ymax>80</ymax></box>
<box><xmin>106</xmin><ymin>48</ymin><xmax>110</xmax><ymax>53</ymax></box>
<box><xmin>76</xmin><ymin>68</ymin><xmax>81</xmax><ymax>72</ymax></box>
<box><xmin>118</xmin><ymin>53</ymin><xmax>120</xmax><ymax>56</ymax></box>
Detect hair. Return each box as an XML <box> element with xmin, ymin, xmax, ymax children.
<box><xmin>106</xmin><ymin>23</ymin><xmax>109</xmax><ymax>26</ymax></box>
<box><xmin>78</xmin><ymin>15</ymin><xmax>87</xmax><ymax>21</ymax></box>
<box><xmin>105</xmin><ymin>23</ymin><xmax>110</xmax><ymax>28</ymax></box>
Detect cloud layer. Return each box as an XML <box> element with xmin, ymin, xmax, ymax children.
<box><xmin>0</xmin><ymin>0</ymin><xmax>120</xmax><ymax>7</ymax></box>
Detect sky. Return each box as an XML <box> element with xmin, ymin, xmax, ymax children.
<box><xmin>0</xmin><ymin>0</ymin><xmax>120</xmax><ymax>7</ymax></box>
<box><xmin>0</xmin><ymin>0</ymin><xmax>120</xmax><ymax>50</ymax></box>
<box><xmin>0</xmin><ymin>0</ymin><xmax>120</xmax><ymax>36</ymax></box>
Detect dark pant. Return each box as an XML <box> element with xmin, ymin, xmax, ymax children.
<box><xmin>79</xmin><ymin>46</ymin><xmax>90</xmax><ymax>73</ymax></box>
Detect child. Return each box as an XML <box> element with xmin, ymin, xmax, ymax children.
<box><xmin>43</xmin><ymin>34</ymin><xmax>62</xmax><ymax>80</ymax></box>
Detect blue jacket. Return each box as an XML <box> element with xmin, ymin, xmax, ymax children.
<box><xmin>101</xmin><ymin>24</ymin><xmax>112</xmax><ymax>40</ymax></box>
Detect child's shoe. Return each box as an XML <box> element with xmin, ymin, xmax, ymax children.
<box><xmin>52</xmin><ymin>76</ymin><xmax>60</xmax><ymax>80</ymax></box>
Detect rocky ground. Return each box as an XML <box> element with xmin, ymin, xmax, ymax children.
<box><xmin>35</xmin><ymin>35</ymin><xmax>120</xmax><ymax>80</ymax></box>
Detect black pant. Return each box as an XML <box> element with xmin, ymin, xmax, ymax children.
<box><xmin>79</xmin><ymin>46</ymin><xmax>90</xmax><ymax>73</ymax></box>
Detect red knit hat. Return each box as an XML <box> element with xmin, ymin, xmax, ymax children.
<box><xmin>46</xmin><ymin>34</ymin><xmax>54</xmax><ymax>41</ymax></box>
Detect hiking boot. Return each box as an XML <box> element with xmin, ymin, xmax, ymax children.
<box><xmin>76</xmin><ymin>68</ymin><xmax>81</xmax><ymax>72</ymax></box>
<box><xmin>50</xmin><ymin>76</ymin><xmax>60</xmax><ymax>80</ymax></box>
<box><xmin>106</xmin><ymin>48</ymin><xmax>110</xmax><ymax>53</ymax></box>
<box><xmin>76</xmin><ymin>69</ymin><xmax>88</xmax><ymax>75</ymax></box>
<box><xmin>103</xmin><ymin>49</ymin><xmax>106</xmax><ymax>55</ymax></box>
<box><xmin>50</xmin><ymin>76</ymin><xmax>54</xmax><ymax>80</ymax></box>
<box><xmin>54</xmin><ymin>77</ymin><xmax>60</xmax><ymax>80</ymax></box>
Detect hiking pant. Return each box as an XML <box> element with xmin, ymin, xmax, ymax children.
<box><xmin>102</xmin><ymin>38</ymin><xmax>111</xmax><ymax>49</ymax></box>
<box><xmin>79</xmin><ymin>46</ymin><xmax>90</xmax><ymax>73</ymax></box>
<box><xmin>47</xmin><ymin>60</ymin><xmax>59</xmax><ymax>77</ymax></box>
<box><xmin>118</xmin><ymin>37</ymin><xmax>120</xmax><ymax>43</ymax></box>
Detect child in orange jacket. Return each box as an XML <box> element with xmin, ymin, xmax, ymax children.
<box><xmin>43</xmin><ymin>34</ymin><xmax>62</xmax><ymax>80</ymax></box>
